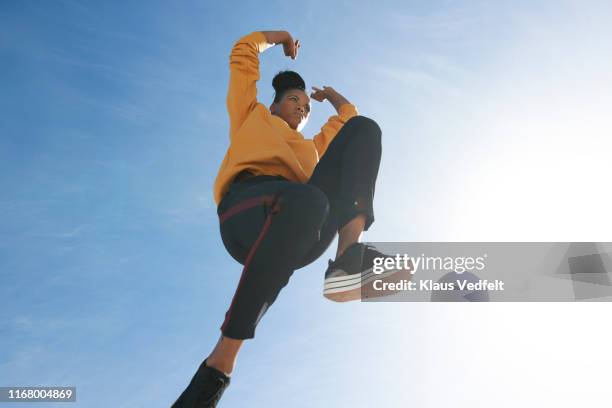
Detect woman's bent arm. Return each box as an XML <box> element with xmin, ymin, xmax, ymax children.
<box><xmin>226</xmin><ymin>32</ymin><xmax>272</xmax><ymax>139</ymax></box>
<box><xmin>226</xmin><ymin>31</ymin><xmax>299</xmax><ymax>139</ymax></box>
<box><xmin>261</xmin><ymin>30</ymin><xmax>288</xmax><ymax>45</ymax></box>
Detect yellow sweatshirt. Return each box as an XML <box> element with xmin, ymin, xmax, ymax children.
<box><xmin>213</xmin><ymin>31</ymin><xmax>359</xmax><ymax>205</ymax></box>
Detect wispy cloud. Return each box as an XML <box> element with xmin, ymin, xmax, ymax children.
<box><xmin>28</xmin><ymin>224</ymin><xmax>88</xmax><ymax>239</ymax></box>
<box><xmin>383</xmin><ymin>10</ymin><xmax>480</xmax><ymax>40</ymax></box>
<box><xmin>372</xmin><ymin>64</ymin><xmax>462</xmax><ymax>98</ymax></box>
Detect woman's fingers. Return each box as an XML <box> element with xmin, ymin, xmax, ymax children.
<box><xmin>312</xmin><ymin>86</ymin><xmax>324</xmax><ymax>95</ymax></box>
<box><xmin>310</xmin><ymin>86</ymin><xmax>326</xmax><ymax>101</ymax></box>
<box><xmin>293</xmin><ymin>39</ymin><xmax>300</xmax><ymax>59</ymax></box>
<box><xmin>282</xmin><ymin>36</ymin><xmax>300</xmax><ymax>59</ymax></box>
<box><xmin>282</xmin><ymin>34</ymin><xmax>297</xmax><ymax>59</ymax></box>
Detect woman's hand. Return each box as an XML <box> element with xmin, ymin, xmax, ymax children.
<box><xmin>310</xmin><ymin>86</ymin><xmax>336</xmax><ymax>102</ymax></box>
<box><xmin>261</xmin><ymin>31</ymin><xmax>300</xmax><ymax>60</ymax></box>
<box><xmin>282</xmin><ymin>35</ymin><xmax>300</xmax><ymax>60</ymax></box>
<box><xmin>310</xmin><ymin>86</ymin><xmax>351</xmax><ymax>113</ymax></box>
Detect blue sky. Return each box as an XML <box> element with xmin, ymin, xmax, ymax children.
<box><xmin>2</xmin><ymin>1</ymin><xmax>612</xmax><ymax>407</ymax></box>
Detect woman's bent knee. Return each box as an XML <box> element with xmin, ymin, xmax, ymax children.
<box><xmin>347</xmin><ymin>115</ymin><xmax>382</xmax><ymax>140</ymax></box>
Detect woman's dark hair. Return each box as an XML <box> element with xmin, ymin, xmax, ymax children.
<box><xmin>272</xmin><ymin>70</ymin><xmax>305</xmax><ymax>103</ymax></box>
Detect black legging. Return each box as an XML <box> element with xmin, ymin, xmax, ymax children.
<box><xmin>216</xmin><ymin>116</ymin><xmax>382</xmax><ymax>339</ymax></box>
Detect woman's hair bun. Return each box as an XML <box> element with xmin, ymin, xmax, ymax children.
<box><xmin>272</xmin><ymin>70</ymin><xmax>305</xmax><ymax>102</ymax></box>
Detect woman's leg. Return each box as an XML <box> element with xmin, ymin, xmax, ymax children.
<box><xmin>217</xmin><ymin>179</ymin><xmax>330</xmax><ymax>335</ymax></box>
<box><xmin>205</xmin><ymin>335</ymin><xmax>243</xmax><ymax>376</ymax></box>
<box><xmin>296</xmin><ymin>115</ymin><xmax>382</xmax><ymax>269</ymax></box>
<box><xmin>203</xmin><ymin>179</ymin><xmax>329</xmax><ymax>375</ymax></box>
<box><xmin>336</xmin><ymin>214</ymin><xmax>367</xmax><ymax>259</ymax></box>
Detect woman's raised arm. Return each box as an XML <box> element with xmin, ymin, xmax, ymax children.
<box><xmin>226</xmin><ymin>31</ymin><xmax>300</xmax><ymax>139</ymax></box>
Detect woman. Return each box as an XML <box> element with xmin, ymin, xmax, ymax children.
<box><xmin>172</xmin><ymin>30</ymin><xmax>387</xmax><ymax>407</ymax></box>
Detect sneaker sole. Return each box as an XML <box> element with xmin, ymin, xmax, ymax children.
<box><xmin>323</xmin><ymin>267</ymin><xmax>414</xmax><ymax>302</ymax></box>
<box><xmin>324</xmin><ymin>267</ymin><xmax>396</xmax><ymax>292</ymax></box>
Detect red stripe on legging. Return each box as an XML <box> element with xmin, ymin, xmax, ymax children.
<box><xmin>220</xmin><ymin>194</ymin><xmax>281</xmax><ymax>335</ymax></box>
<box><xmin>219</xmin><ymin>194</ymin><xmax>279</xmax><ymax>224</ymax></box>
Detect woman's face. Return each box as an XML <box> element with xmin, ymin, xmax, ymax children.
<box><xmin>270</xmin><ymin>89</ymin><xmax>311</xmax><ymax>131</ymax></box>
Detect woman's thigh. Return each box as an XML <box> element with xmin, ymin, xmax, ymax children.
<box><xmin>218</xmin><ymin>179</ymin><xmax>296</xmax><ymax>264</ymax></box>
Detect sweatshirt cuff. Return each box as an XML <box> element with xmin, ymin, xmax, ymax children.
<box><xmin>251</xmin><ymin>31</ymin><xmax>274</xmax><ymax>53</ymax></box>
<box><xmin>338</xmin><ymin>103</ymin><xmax>359</xmax><ymax>120</ymax></box>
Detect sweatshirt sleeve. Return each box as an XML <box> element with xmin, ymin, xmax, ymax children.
<box><xmin>226</xmin><ymin>32</ymin><xmax>273</xmax><ymax>139</ymax></box>
<box><xmin>312</xmin><ymin>103</ymin><xmax>359</xmax><ymax>157</ymax></box>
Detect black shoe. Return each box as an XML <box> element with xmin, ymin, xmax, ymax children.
<box><xmin>171</xmin><ymin>359</ymin><xmax>230</xmax><ymax>408</ymax></box>
<box><xmin>323</xmin><ymin>243</ymin><xmax>409</xmax><ymax>302</ymax></box>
